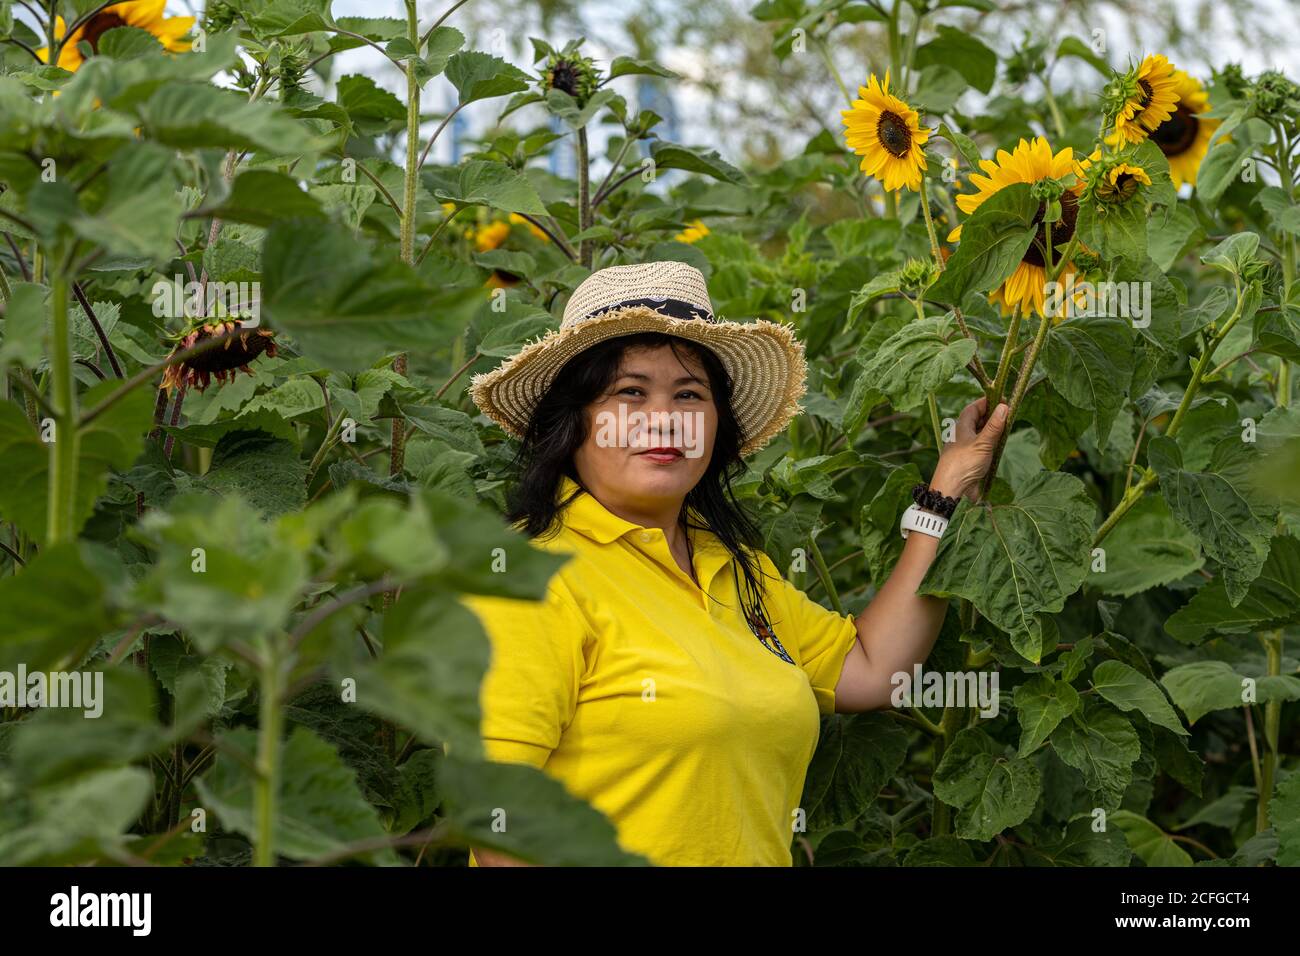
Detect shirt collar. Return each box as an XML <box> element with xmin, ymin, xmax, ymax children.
<box><xmin>556</xmin><ymin>475</ymin><xmax>728</xmax><ymax>553</ymax></box>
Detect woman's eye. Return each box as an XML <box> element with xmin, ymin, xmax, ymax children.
<box><xmin>677</xmin><ymin>390</ymin><xmax>703</xmax><ymax>400</ymax></box>
<box><xmin>618</xmin><ymin>386</ymin><xmax>643</xmax><ymax>397</ymax></box>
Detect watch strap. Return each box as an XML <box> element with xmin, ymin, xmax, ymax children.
<box><xmin>900</xmin><ymin>502</ymin><xmax>949</xmax><ymax>540</ymax></box>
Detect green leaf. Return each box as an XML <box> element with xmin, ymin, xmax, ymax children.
<box><xmin>0</xmin><ymin>767</ymin><xmax>152</xmax><ymax>865</ymax></box>
<box><xmin>196</xmin><ymin>726</ymin><xmax>397</xmax><ymax>865</ymax></box>
<box><xmin>73</xmin><ymin>142</ymin><xmax>182</xmax><ymax>262</ymax></box>
<box><xmin>0</xmin><ymin>378</ymin><xmax>154</xmax><ymax>546</ymax></box>
<box><xmin>438</xmin><ymin>755</ymin><xmax>647</xmax><ymax>865</ymax></box>
<box><xmin>1050</xmin><ymin>701</ymin><xmax>1141</xmax><ymax>808</ymax></box>
<box><xmin>133</xmin><ymin>493</ymin><xmax>309</xmax><ymax>653</ymax></box>
<box><xmin>856</xmin><ymin>314</ymin><xmax>975</xmax><ymax>412</ymax></box>
<box><xmin>1165</xmin><ymin>535</ymin><xmax>1300</xmax><ymax>642</ymax></box>
<box><xmin>261</xmin><ymin>219</ymin><xmax>478</xmax><ymax>371</ymax></box>
<box><xmin>336</xmin><ymin>74</ymin><xmax>407</xmax><ymax>133</ymax></box>
<box><xmin>802</xmin><ymin>713</ymin><xmax>909</xmax><ymax>829</ymax></box>
<box><xmin>929</xmin><ymin>182</ymin><xmax>1038</xmax><ymax>305</ymax></box>
<box><xmin>1146</xmin><ymin>435</ymin><xmax>1271</xmax><ymax>605</ymax></box>
<box><xmin>914</xmin><ymin>26</ymin><xmax>997</xmax><ymax>93</ymax></box>
<box><xmin>433</xmin><ymin>159</ymin><xmax>549</xmax><ymax>217</ymax></box>
<box><xmin>920</xmin><ymin>471</ymin><xmax>1094</xmax><ymax>661</ymax></box>
<box><xmin>444</xmin><ymin>51</ymin><xmax>531</xmax><ymax>105</ymax></box>
<box><xmin>1054</xmin><ymin>35</ymin><xmax>1110</xmax><ymax>76</ymax></box>
<box><xmin>1271</xmin><ymin>772</ymin><xmax>1300</xmax><ymax>867</ymax></box>
<box><xmin>1161</xmin><ymin>660</ymin><xmax>1300</xmax><ymax>725</ymax></box>
<box><xmin>136</xmin><ymin>84</ymin><xmax>324</xmax><ymax>154</ymax></box>
<box><xmin>1090</xmin><ymin>495</ymin><xmax>1203</xmax><ymax>598</ymax></box>
<box><xmin>205</xmin><ymin>169</ymin><xmax>326</xmax><ymax>227</ymax></box>
<box><xmin>1091</xmin><ymin>660</ymin><xmax>1187</xmax><ymax>736</ymax></box>
<box><xmin>932</xmin><ymin>727</ymin><xmax>1041</xmax><ymax>841</ymax></box>
<box><xmin>1040</xmin><ymin>316</ymin><xmax>1134</xmax><ymax>445</ymax></box>
<box><xmin>648</xmin><ymin>141</ymin><xmax>748</xmax><ymax>185</ymax></box>
<box><xmin>1200</xmin><ymin>231</ymin><xmax>1262</xmax><ymax>276</ymax></box>
<box><xmin>1111</xmin><ymin>810</ymin><xmax>1193</xmax><ymax>866</ymax></box>
<box><xmin>1075</xmin><ymin>196</ymin><xmax>1148</xmax><ymax>263</ymax></box>
<box><xmin>0</xmin><ymin>543</ymin><xmax>111</xmax><ymax>672</ymax></box>
<box><xmin>608</xmin><ymin>56</ymin><xmax>679</xmax><ymax>80</ymax></box>
<box><xmin>0</xmin><ymin>280</ymin><xmax>46</xmax><ymax>368</ymax></box>
<box><xmin>180</xmin><ymin>432</ymin><xmax>308</xmax><ymax>517</ymax></box>
<box><xmin>1013</xmin><ymin>675</ymin><xmax>1080</xmax><ymax>756</ymax></box>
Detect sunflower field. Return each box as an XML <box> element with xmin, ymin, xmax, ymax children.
<box><xmin>0</xmin><ymin>0</ymin><xmax>1298</xmax><ymax>870</ymax></box>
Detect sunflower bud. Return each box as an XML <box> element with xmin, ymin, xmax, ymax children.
<box><xmin>900</xmin><ymin>257</ymin><xmax>936</xmax><ymax>292</ymax></box>
<box><xmin>204</xmin><ymin>0</ymin><xmax>238</xmax><ymax>32</ymax></box>
<box><xmin>541</xmin><ymin>51</ymin><xmax>601</xmax><ymax>107</ymax></box>
<box><xmin>1251</xmin><ymin>71</ymin><xmax>1300</xmax><ymax>122</ymax></box>
<box><xmin>1101</xmin><ymin>70</ymin><xmax>1144</xmax><ymax>129</ymax></box>
<box><xmin>1088</xmin><ymin>158</ymin><xmax>1152</xmax><ymax>205</ymax></box>
<box><xmin>1215</xmin><ymin>63</ymin><xmax>1250</xmax><ymax>101</ymax></box>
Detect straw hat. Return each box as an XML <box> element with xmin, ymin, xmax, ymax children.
<box><xmin>468</xmin><ymin>261</ymin><xmax>808</xmax><ymax>457</ymax></box>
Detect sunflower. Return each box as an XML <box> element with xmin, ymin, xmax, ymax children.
<box><xmin>160</xmin><ymin>321</ymin><xmax>277</xmax><ymax>392</ymax></box>
<box><xmin>1114</xmin><ymin>54</ymin><xmax>1180</xmax><ymax>145</ymax></box>
<box><xmin>673</xmin><ymin>219</ymin><xmax>710</xmax><ymax>244</ymax></box>
<box><xmin>508</xmin><ymin>212</ymin><xmax>550</xmax><ymax>242</ymax></box>
<box><xmin>948</xmin><ymin>137</ymin><xmax>1083</xmax><ymax>319</ymax></box>
<box><xmin>466</xmin><ymin>220</ymin><xmax>510</xmax><ymax>253</ymax></box>
<box><xmin>841</xmin><ymin>71</ymin><xmax>930</xmax><ymax>192</ymax></box>
<box><xmin>1148</xmin><ymin>69</ymin><xmax>1219</xmax><ymax>189</ymax></box>
<box><xmin>37</xmin><ymin>1</ymin><xmax>195</xmax><ymax>72</ymax></box>
<box><xmin>1096</xmin><ymin>162</ymin><xmax>1152</xmax><ymax>203</ymax></box>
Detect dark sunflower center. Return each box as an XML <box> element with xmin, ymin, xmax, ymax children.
<box><xmin>185</xmin><ymin>327</ymin><xmax>275</xmax><ymax>374</ymax></box>
<box><xmin>1151</xmin><ymin>106</ymin><xmax>1199</xmax><ymax>156</ymax></box>
<box><xmin>876</xmin><ymin>111</ymin><xmax>912</xmax><ymax>158</ymax></box>
<box><xmin>550</xmin><ymin>62</ymin><xmax>579</xmax><ymax>96</ymax></box>
<box><xmin>80</xmin><ymin>13</ymin><xmax>128</xmax><ymax>54</ymax></box>
<box><xmin>1022</xmin><ymin>192</ymin><xmax>1078</xmax><ymax>268</ymax></box>
<box><xmin>1137</xmin><ymin>79</ymin><xmax>1153</xmax><ymax>108</ymax></box>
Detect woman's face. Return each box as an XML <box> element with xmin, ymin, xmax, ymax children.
<box><xmin>573</xmin><ymin>342</ymin><xmax>719</xmax><ymax>516</ymax></box>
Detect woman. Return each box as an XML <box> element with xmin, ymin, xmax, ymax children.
<box><xmin>462</xmin><ymin>260</ymin><xmax>1008</xmax><ymax>866</ymax></box>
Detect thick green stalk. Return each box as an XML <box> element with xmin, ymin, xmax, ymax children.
<box><xmin>253</xmin><ymin>648</ymin><xmax>284</xmax><ymax>867</ymax></box>
<box><xmin>577</xmin><ymin>128</ymin><xmax>592</xmax><ymax>268</ymax></box>
<box><xmin>46</xmin><ymin>274</ymin><xmax>79</xmax><ymax>544</ymax></box>
<box><xmin>808</xmin><ymin>534</ymin><xmax>843</xmax><ymax>616</ymax></box>
<box><xmin>391</xmin><ymin>0</ymin><xmax>422</xmax><ymax>478</ymax></box>
<box><xmin>987</xmin><ymin>306</ymin><xmax>1022</xmax><ymax>408</ymax></box>
<box><xmin>1257</xmin><ymin>630</ymin><xmax>1284</xmax><ymax>833</ymax></box>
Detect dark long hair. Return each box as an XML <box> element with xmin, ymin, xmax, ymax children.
<box><xmin>503</xmin><ymin>331</ymin><xmax>779</xmax><ymax>643</ymax></box>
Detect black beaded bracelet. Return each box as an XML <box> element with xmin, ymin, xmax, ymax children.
<box><xmin>911</xmin><ymin>482</ymin><xmax>960</xmax><ymax>519</ymax></box>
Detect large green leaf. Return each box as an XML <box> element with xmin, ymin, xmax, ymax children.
<box><xmin>260</xmin><ymin>219</ymin><xmax>479</xmax><ymax>371</ymax></box>
<box><xmin>932</xmin><ymin>727</ymin><xmax>1041</xmax><ymax>841</ymax></box>
<box><xmin>1089</xmin><ymin>495</ymin><xmax>1203</xmax><ymax>598</ymax></box>
<box><xmin>433</xmin><ymin>160</ymin><xmax>549</xmax><ymax>217</ymax></box>
<box><xmin>928</xmin><ymin>182</ymin><xmax>1037</xmax><ymax>305</ymax></box>
<box><xmin>920</xmin><ymin>471</ymin><xmax>1094</xmax><ymax>661</ymax></box>
<box><xmin>196</xmin><ymin>726</ymin><xmax>397</xmax><ymax>865</ymax></box>
<box><xmin>1147</xmin><ymin>435</ymin><xmax>1271</xmax><ymax>605</ymax></box>
<box><xmin>855</xmin><ymin>314</ymin><xmax>976</xmax><ymax>412</ymax></box>
<box><xmin>1165</xmin><ymin>535</ymin><xmax>1300</xmax><ymax>642</ymax></box>
<box><xmin>1161</xmin><ymin>661</ymin><xmax>1300</xmax><ymax>725</ymax></box>
<box><xmin>913</xmin><ymin>26</ymin><xmax>997</xmax><ymax>93</ymax></box>
<box><xmin>438</xmin><ymin>756</ymin><xmax>647</xmax><ymax>866</ymax></box>
<box><xmin>1040</xmin><ymin>316</ymin><xmax>1134</xmax><ymax>445</ymax></box>
<box><xmin>648</xmin><ymin>141</ymin><xmax>747</xmax><ymax>185</ymax></box>
<box><xmin>0</xmin><ymin>378</ymin><xmax>153</xmax><ymax>546</ymax></box>
<box><xmin>444</xmin><ymin>52</ymin><xmax>531</xmax><ymax>105</ymax></box>
<box><xmin>1271</xmin><ymin>771</ymin><xmax>1300</xmax><ymax>867</ymax></box>
<box><xmin>0</xmin><ymin>543</ymin><xmax>111</xmax><ymax>672</ymax></box>
<box><xmin>802</xmin><ymin>713</ymin><xmax>909</xmax><ymax>829</ymax></box>
<box><xmin>1091</xmin><ymin>660</ymin><xmax>1187</xmax><ymax>736</ymax></box>
<box><xmin>1110</xmin><ymin>810</ymin><xmax>1193</xmax><ymax>866</ymax></box>
<box><xmin>1049</xmin><ymin>701</ymin><xmax>1141</xmax><ymax>808</ymax></box>
<box><xmin>136</xmin><ymin>83</ymin><xmax>324</xmax><ymax>154</ymax></box>
<box><xmin>1013</xmin><ymin>674</ymin><xmax>1080</xmax><ymax>756</ymax></box>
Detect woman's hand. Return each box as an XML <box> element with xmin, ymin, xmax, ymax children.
<box><xmin>928</xmin><ymin>396</ymin><xmax>1009</xmax><ymax>502</ymax></box>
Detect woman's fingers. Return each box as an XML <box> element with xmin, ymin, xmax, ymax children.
<box><xmin>956</xmin><ymin>396</ymin><xmax>987</xmax><ymax>441</ymax></box>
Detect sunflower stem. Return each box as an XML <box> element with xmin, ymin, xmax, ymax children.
<box><xmin>1041</xmin><ymin>74</ymin><xmax>1066</xmax><ymax>141</ymax></box>
<box><xmin>391</xmin><ymin>0</ymin><xmax>423</xmax><ymax>480</ymax></box>
<box><xmin>578</xmin><ymin>127</ymin><xmax>592</xmax><ymax>268</ymax></box>
<box><xmin>46</xmin><ymin>271</ymin><xmax>79</xmax><ymax>545</ymax></box>
<box><xmin>918</xmin><ymin>174</ymin><xmax>942</xmax><ymax>268</ymax></box>
<box><xmin>253</xmin><ymin>644</ymin><xmax>285</xmax><ymax>867</ymax></box>
<box><xmin>815</xmin><ymin>37</ymin><xmax>852</xmax><ymax>107</ymax></box>
<box><xmin>808</xmin><ymin>532</ymin><xmax>843</xmax><ymax>616</ymax></box>
<box><xmin>1257</xmin><ymin>629</ymin><xmax>1284</xmax><ymax>832</ymax></box>
<box><xmin>987</xmin><ymin>305</ymin><xmax>1021</xmax><ymax>410</ymax></box>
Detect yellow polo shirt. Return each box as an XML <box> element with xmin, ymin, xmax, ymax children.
<box><xmin>460</xmin><ymin>476</ymin><xmax>860</xmax><ymax>866</ymax></box>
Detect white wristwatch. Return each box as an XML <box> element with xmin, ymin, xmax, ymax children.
<box><xmin>900</xmin><ymin>502</ymin><xmax>949</xmax><ymax>540</ymax></box>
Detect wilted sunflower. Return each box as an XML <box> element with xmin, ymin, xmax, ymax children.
<box><xmin>1096</xmin><ymin>161</ymin><xmax>1152</xmax><ymax>203</ymax></box>
<box><xmin>37</xmin><ymin>1</ymin><xmax>195</xmax><ymax>72</ymax></box>
<box><xmin>673</xmin><ymin>219</ymin><xmax>710</xmax><ymax>244</ymax></box>
<box><xmin>841</xmin><ymin>71</ymin><xmax>930</xmax><ymax>192</ymax></box>
<box><xmin>1114</xmin><ymin>54</ymin><xmax>1180</xmax><ymax>144</ymax></box>
<box><xmin>1148</xmin><ymin>69</ymin><xmax>1219</xmax><ymax>189</ymax></box>
<box><xmin>948</xmin><ymin>137</ymin><xmax>1083</xmax><ymax>318</ymax></box>
<box><xmin>160</xmin><ymin>321</ymin><xmax>277</xmax><ymax>392</ymax></box>
<box><xmin>485</xmin><ymin>270</ymin><xmax>522</xmax><ymax>290</ymax></box>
